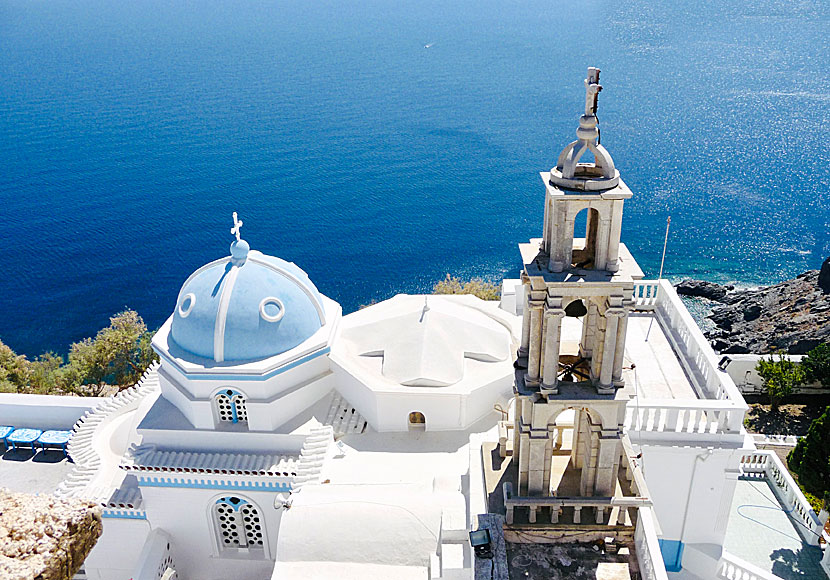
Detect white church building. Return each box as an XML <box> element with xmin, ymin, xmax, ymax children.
<box><xmin>13</xmin><ymin>68</ymin><xmax>826</xmax><ymax>580</ymax></box>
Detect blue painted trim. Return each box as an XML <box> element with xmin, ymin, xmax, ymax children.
<box><xmin>138</xmin><ymin>477</ymin><xmax>291</xmax><ymax>492</ymax></box>
<box><xmin>216</xmin><ymin>497</ymin><xmax>249</xmax><ymax>510</ymax></box>
<box><xmin>159</xmin><ymin>346</ymin><xmax>330</xmax><ymax>381</ymax></box>
<box><xmin>102</xmin><ymin>511</ymin><xmax>147</xmax><ymax>520</ymax></box>
<box><xmin>658</xmin><ymin>539</ymin><xmax>684</xmax><ymax>572</ymax></box>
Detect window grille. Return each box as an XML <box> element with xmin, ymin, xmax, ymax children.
<box><xmin>213</xmin><ymin>497</ymin><xmax>264</xmax><ymax>550</ymax></box>
<box><xmin>214</xmin><ymin>390</ymin><xmax>248</xmax><ymax>424</ymax></box>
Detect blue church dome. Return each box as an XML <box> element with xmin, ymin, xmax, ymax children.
<box><xmin>170</xmin><ymin>237</ymin><xmax>326</xmax><ymax>363</ymax></box>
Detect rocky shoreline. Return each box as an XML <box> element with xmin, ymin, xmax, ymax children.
<box><xmin>675</xmin><ymin>258</ymin><xmax>830</xmax><ymax>354</ymax></box>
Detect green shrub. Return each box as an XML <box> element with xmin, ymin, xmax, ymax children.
<box><xmin>756</xmin><ymin>354</ymin><xmax>804</xmax><ymax>412</ymax></box>
<box><xmin>802</xmin><ymin>342</ymin><xmax>830</xmax><ymax>387</ymax></box>
<box><xmin>787</xmin><ymin>406</ymin><xmax>830</xmax><ymax>501</ymax></box>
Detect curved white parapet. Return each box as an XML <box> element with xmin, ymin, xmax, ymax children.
<box><xmin>55</xmin><ymin>363</ymin><xmax>161</xmax><ymax>504</ymax></box>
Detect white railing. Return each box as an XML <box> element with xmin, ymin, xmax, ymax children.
<box><xmin>717</xmin><ymin>551</ymin><xmax>780</xmax><ymax>580</ymax></box>
<box><xmin>624</xmin><ymin>399</ymin><xmax>745</xmax><ymax>435</ymax></box>
<box><xmin>632</xmin><ymin>281</ymin><xmax>660</xmax><ymax>311</ymax></box>
<box><xmin>739</xmin><ymin>451</ymin><xmax>823</xmax><ymax>546</ymax></box>
<box><xmin>635</xmin><ymin>506</ymin><xmax>670</xmax><ymax>580</ymax></box>
<box><xmin>652</xmin><ymin>280</ymin><xmax>747</xmax><ymax>405</ymax></box>
<box><xmin>751</xmin><ymin>433</ymin><xmax>801</xmax><ymax>447</ymax></box>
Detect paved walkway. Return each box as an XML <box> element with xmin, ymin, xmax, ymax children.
<box><xmin>0</xmin><ymin>447</ymin><xmax>73</xmax><ymax>494</ymax></box>
<box><xmin>723</xmin><ymin>478</ymin><xmax>823</xmax><ymax>580</ymax></box>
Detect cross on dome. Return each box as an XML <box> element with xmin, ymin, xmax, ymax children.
<box><xmin>584</xmin><ymin>67</ymin><xmax>601</xmax><ymax>117</ymax></box>
<box><xmin>548</xmin><ymin>66</ymin><xmax>620</xmax><ymax>191</ymax></box>
<box><xmin>231</xmin><ymin>212</ymin><xmax>244</xmax><ymax>241</ymax></box>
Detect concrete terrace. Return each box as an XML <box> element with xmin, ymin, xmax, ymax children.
<box><xmin>723</xmin><ymin>478</ymin><xmax>824</xmax><ymax>580</ymax></box>
<box><xmin>0</xmin><ymin>447</ymin><xmax>74</xmax><ymax>494</ymax></box>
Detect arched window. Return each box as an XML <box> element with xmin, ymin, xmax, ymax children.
<box><xmin>213</xmin><ymin>497</ymin><xmax>264</xmax><ymax>550</ymax></box>
<box><xmin>214</xmin><ymin>389</ymin><xmax>248</xmax><ymax>425</ymax></box>
<box><xmin>408</xmin><ymin>411</ymin><xmax>426</xmax><ymax>431</ymax></box>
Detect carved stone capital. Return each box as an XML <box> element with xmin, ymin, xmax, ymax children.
<box><xmin>544</xmin><ymin>308</ymin><xmax>566</xmax><ymax>320</ymax></box>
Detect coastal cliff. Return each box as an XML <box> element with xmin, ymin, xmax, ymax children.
<box><xmin>676</xmin><ymin>258</ymin><xmax>830</xmax><ymax>354</ymax></box>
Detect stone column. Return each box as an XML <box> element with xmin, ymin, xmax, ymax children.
<box><xmin>591</xmin><ymin>314</ymin><xmax>606</xmax><ymax>382</ymax></box>
<box><xmin>562</xmin><ymin>217</ymin><xmax>576</xmax><ymax>270</ymax></box>
<box><xmin>518</xmin><ymin>429</ymin><xmax>530</xmax><ymax>495</ymax></box>
<box><xmin>542</xmin><ymin>197</ymin><xmax>551</xmax><ymax>254</ymax></box>
<box><xmin>526</xmin><ymin>301</ymin><xmax>544</xmax><ymax>386</ymax></box>
<box><xmin>580</xmin><ymin>301</ymin><xmax>597</xmax><ymax>359</ymax></box>
<box><xmin>541</xmin><ymin>308</ymin><xmax>566</xmax><ymax>393</ymax></box>
<box><xmin>607</xmin><ymin>202</ymin><xmax>624</xmax><ymax>272</ymax></box>
<box><xmin>593</xmin><ymin>430</ymin><xmax>622</xmax><ymax>496</ymax></box>
<box><xmin>595</xmin><ymin>218</ymin><xmax>611</xmax><ymax>271</ymax></box>
<box><xmin>519</xmin><ymin>285</ymin><xmax>531</xmax><ymax>358</ymax></box>
<box><xmin>599</xmin><ymin>310</ymin><xmax>621</xmax><ymax>392</ymax></box>
<box><xmin>580</xmin><ymin>421</ymin><xmax>601</xmax><ymax>496</ymax></box>
<box><xmin>612</xmin><ymin>310</ymin><xmax>629</xmax><ymax>386</ymax></box>
<box><xmin>571</xmin><ymin>409</ymin><xmax>583</xmax><ymax>468</ymax></box>
<box><xmin>527</xmin><ymin>436</ymin><xmax>551</xmax><ymax>496</ymax></box>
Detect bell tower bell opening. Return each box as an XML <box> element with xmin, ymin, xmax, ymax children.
<box><xmin>571</xmin><ymin>207</ymin><xmax>600</xmax><ymax>269</ymax></box>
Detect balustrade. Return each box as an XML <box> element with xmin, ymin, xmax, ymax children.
<box><xmin>717</xmin><ymin>552</ymin><xmax>780</xmax><ymax>580</ymax></box>
<box><xmin>624</xmin><ymin>399</ymin><xmax>744</xmax><ymax>435</ymax></box>
<box><xmin>738</xmin><ymin>450</ymin><xmax>823</xmax><ymax>546</ymax></box>
<box><xmin>632</xmin><ymin>281</ymin><xmax>660</xmax><ymax>310</ymax></box>
<box><xmin>634</xmin><ymin>506</ymin><xmax>669</xmax><ymax>580</ymax></box>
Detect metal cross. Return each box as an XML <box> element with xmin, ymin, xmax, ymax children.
<box><xmin>230</xmin><ymin>212</ymin><xmax>243</xmax><ymax>241</ymax></box>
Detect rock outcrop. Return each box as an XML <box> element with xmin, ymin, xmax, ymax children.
<box><xmin>698</xmin><ymin>268</ymin><xmax>830</xmax><ymax>354</ymax></box>
<box><xmin>676</xmin><ymin>279</ymin><xmax>734</xmax><ymax>302</ymax></box>
<box><xmin>0</xmin><ymin>489</ymin><xmax>102</xmax><ymax>580</ymax></box>
<box><xmin>819</xmin><ymin>257</ymin><xmax>830</xmax><ymax>294</ymax></box>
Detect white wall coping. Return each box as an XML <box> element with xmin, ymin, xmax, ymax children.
<box><xmin>653</xmin><ymin>279</ymin><xmax>747</xmax><ymax>405</ymax></box>
<box><xmin>0</xmin><ymin>393</ymin><xmax>104</xmax><ymax>430</ymax></box>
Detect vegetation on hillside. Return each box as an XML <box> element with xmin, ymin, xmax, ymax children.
<box><xmin>0</xmin><ymin>310</ymin><xmax>158</xmax><ymax>397</ymax></box>
<box><xmin>433</xmin><ymin>274</ymin><xmax>500</xmax><ymax>301</ymax></box>
<box><xmin>787</xmin><ymin>405</ymin><xmax>830</xmax><ymax>510</ymax></box>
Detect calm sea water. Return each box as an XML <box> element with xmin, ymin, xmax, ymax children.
<box><xmin>0</xmin><ymin>0</ymin><xmax>828</xmax><ymax>357</ymax></box>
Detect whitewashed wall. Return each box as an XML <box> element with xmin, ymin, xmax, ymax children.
<box><xmin>139</xmin><ymin>485</ymin><xmax>282</xmax><ymax>580</ymax></box>
<box><xmin>636</xmin><ymin>442</ymin><xmax>744</xmax><ymax>578</ymax></box>
<box><xmin>0</xmin><ymin>393</ymin><xmax>102</xmax><ymax>430</ymax></box>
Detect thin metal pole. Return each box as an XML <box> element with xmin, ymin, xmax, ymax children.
<box><xmin>657</xmin><ymin>216</ymin><xmax>671</xmax><ymax>281</ymax></box>
<box><xmin>645</xmin><ymin>216</ymin><xmax>671</xmax><ymax>342</ymax></box>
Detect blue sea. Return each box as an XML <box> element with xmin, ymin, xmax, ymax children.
<box><xmin>0</xmin><ymin>0</ymin><xmax>828</xmax><ymax>357</ymax></box>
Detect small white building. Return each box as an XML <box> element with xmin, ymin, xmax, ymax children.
<box><xmin>13</xmin><ymin>70</ymin><xmax>823</xmax><ymax>580</ymax></box>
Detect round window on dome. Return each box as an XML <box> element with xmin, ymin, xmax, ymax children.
<box><xmin>259</xmin><ymin>297</ymin><xmax>285</xmax><ymax>323</ymax></box>
<box><xmin>178</xmin><ymin>293</ymin><xmax>196</xmax><ymax>318</ymax></box>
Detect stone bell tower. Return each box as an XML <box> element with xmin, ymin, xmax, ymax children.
<box><xmin>513</xmin><ymin>68</ymin><xmax>643</xmax><ymax>498</ymax></box>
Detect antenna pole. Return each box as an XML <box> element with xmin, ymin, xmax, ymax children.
<box><xmin>657</xmin><ymin>216</ymin><xmax>671</xmax><ymax>281</ymax></box>
<box><xmin>645</xmin><ymin>216</ymin><xmax>671</xmax><ymax>342</ymax></box>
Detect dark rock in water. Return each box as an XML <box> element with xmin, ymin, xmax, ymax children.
<box><xmin>675</xmin><ymin>279</ymin><xmax>731</xmax><ymax>302</ymax></box>
<box><xmin>704</xmin><ymin>268</ymin><xmax>830</xmax><ymax>354</ymax></box>
<box><xmin>820</xmin><ymin>257</ymin><xmax>830</xmax><ymax>293</ymax></box>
